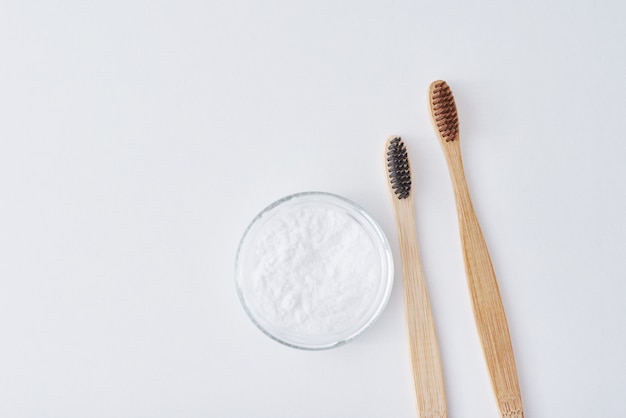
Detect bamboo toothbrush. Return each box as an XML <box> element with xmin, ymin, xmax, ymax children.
<box><xmin>385</xmin><ymin>136</ymin><xmax>447</xmax><ymax>418</ymax></box>
<box><xmin>428</xmin><ymin>80</ymin><xmax>524</xmax><ymax>418</ymax></box>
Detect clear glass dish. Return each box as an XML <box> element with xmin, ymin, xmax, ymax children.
<box><xmin>235</xmin><ymin>191</ymin><xmax>394</xmax><ymax>350</ymax></box>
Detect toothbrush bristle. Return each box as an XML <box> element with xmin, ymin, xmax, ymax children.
<box><xmin>430</xmin><ymin>80</ymin><xmax>459</xmax><ymax>142</ymax></box>
<box><xmin>386</xmin><ymin>136</ymin><xmax>411</xmax><ymax>199</ymax></box>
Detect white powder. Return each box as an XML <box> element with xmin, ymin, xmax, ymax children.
<box><xmin>247</xmin><ymin>204</ymin><xmax>380</xmax><ymax>337</ymax></box>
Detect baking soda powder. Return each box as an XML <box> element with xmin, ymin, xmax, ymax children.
<box><xmin>248</xmin><ymin>204</ymin><xmax>380</xmax><ymax>336</ymax></box>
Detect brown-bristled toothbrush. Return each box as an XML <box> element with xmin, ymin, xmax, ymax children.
<box><xmin>385</xmin><ymin>136</ymin><xmax>447</xmax><ymax>418</ymax></box>
<box><xmin>428</xmin><ymin>80</ymin><xmax>524</xmax><ymax>418</ymax></box>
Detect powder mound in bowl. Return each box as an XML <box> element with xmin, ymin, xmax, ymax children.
<box><xmin>235</xmin><ymin>192</ymin><xmax>394</xmax><ymax>350</ymax></box>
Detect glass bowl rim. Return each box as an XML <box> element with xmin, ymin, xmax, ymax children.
<box><xmin>234</xmin><ymin>191</ymin><xmax>394</xmax><ymax>350</ymax></box>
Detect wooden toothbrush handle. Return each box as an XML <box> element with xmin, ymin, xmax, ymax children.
<box><xmin>445</xmin><ymin>146</ymin><xmax>524</xmax><ymax>418</ymax></box>
<box><xmin>394</xmin><ymin>199</ymin><xmax>447</xmax><ymax>418</ymax></box>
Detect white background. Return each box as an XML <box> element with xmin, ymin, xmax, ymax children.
<box><xmin>1</xmin><ymin>1</ymin><xmax>625</xmax><ymax>417</ymax></box>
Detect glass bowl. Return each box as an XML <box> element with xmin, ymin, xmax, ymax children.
<box><xmin>235</xmin><ymin>191</ymin><xmax>394</xmax><ymax>350</ymax></box>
